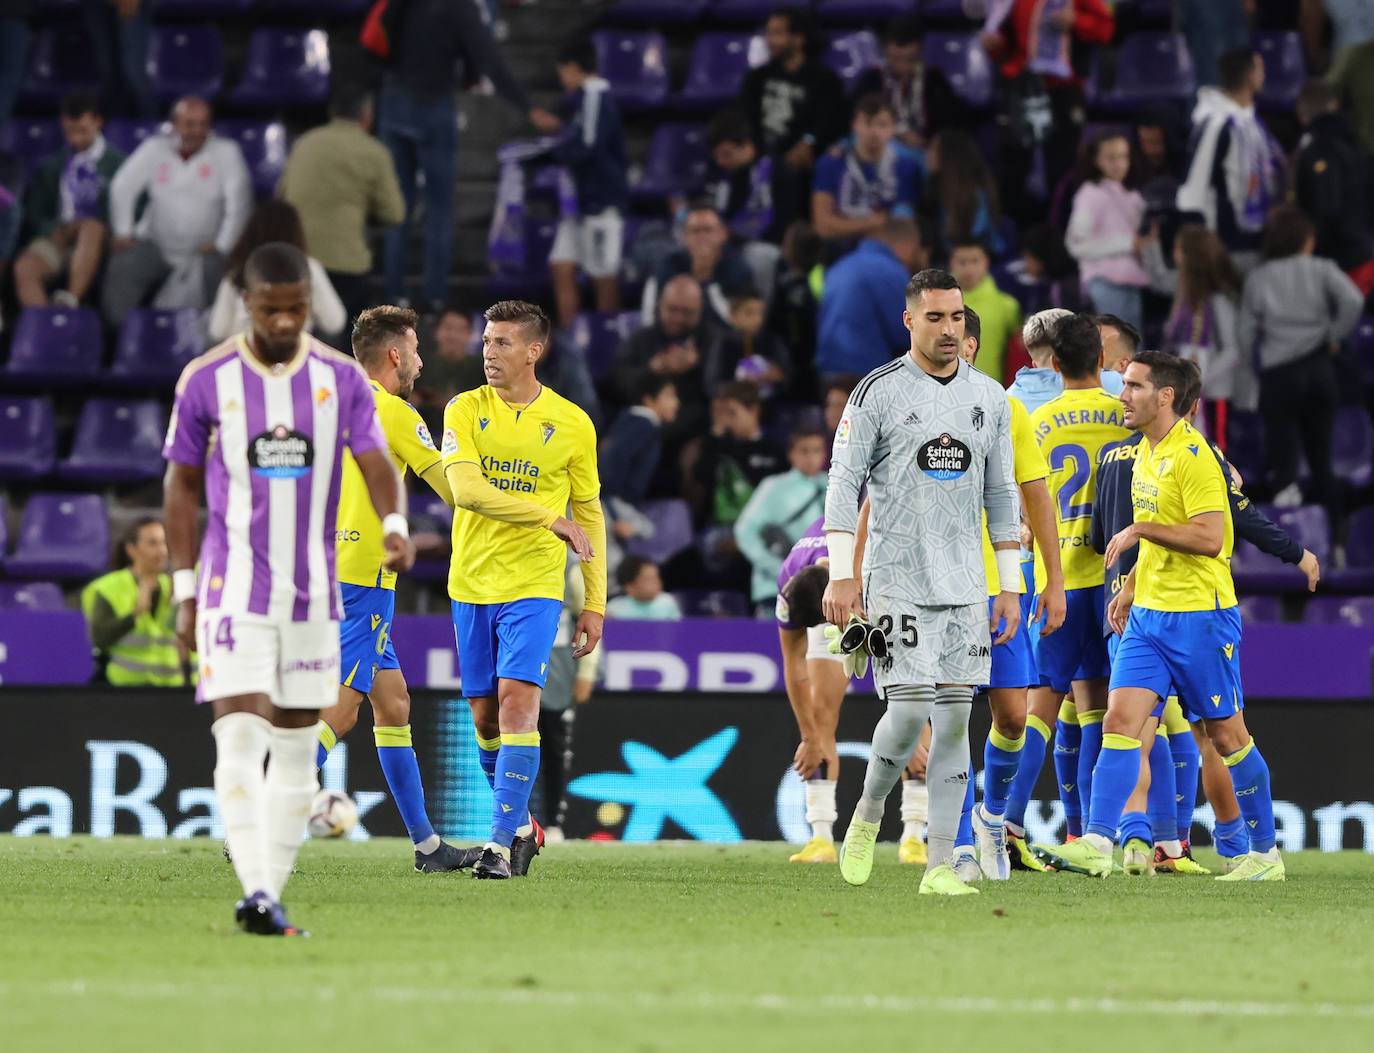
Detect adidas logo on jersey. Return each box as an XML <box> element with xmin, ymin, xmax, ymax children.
<box><xmin>903</xmin><ymin>411</ymin><xmax>920</xmax><ymax>426</ymax></box>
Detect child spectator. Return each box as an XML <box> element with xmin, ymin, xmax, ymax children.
<box><xmin>811</xmin><ymin>94</ymin><xmax>921</xmax><ymax>247</ymax></box>
<box><xmin>734</xmin><ymin>429</ymin><xmax>830</xmax><ymax>612</ymax></box>
<box><xmin>705</xmin><ymin>288</ymin><xmax>792</xmax><ymax>399</ymax></box>
<box><xmin>606</xmin><ymin>556</ymin><xmax>682</xmax><ymax>620</ymax></box>
<box><xmin>949</xmin><ymin>239</ymin><xmax>1022</xmax><ymax>385</ymax></box>
<box><xmin>601</xmin><ymin>374</ymin><xmax>681</xmax><ymax>538</ymax></box>
<box><xmin>766</xmin><ymin>220</ymin><xmax>824</xmax><ymax>393</ymax></box>
<box><xmin>925</xmin><ymin>129</ymin><xmax>1005</xmax><ymax>257</ymax></box>
<box><xmin>1065</xmin><ymin>128</ymin><xmax>1150</xmax><ymax>332</ymax></box>
<box><xmin>534</xmin><ymin>34</ymin><xmax>629</xmax><ymax>328</ymax></box>
<box><xmin>687</xmin><ymin>380</ymin><xmax>787</xmax><ymax>530</ymax></box>
<box><xmin>698</xmin><ymin>109</ymin><xmax>775</xmax><ymax>241</ymax></box>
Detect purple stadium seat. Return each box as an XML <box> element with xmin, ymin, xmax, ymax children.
<box><xmin>770</xmin><ymin>402</ymin><xmax>825</xmax><ymax>442</ymax></box>
<box><xmin>0</xmin><ymin>581</ymin><xmax>66</xmax><ymax>611</ymax></box>
<box><xmin>1236</xmin><ymin>594</ymin><xmax>1282</xmax><ymax>623</ymax></box>
<box><xmin>924</xmin><ymin>32</ymin><xmax>995</xmax><ymax>108</ymax></box>
<box><xmin>0</xmin><ymin>119</ymin><xmax>63</xmax><ymax>175</ymax></box>
<box><xmin>4</xmin><ymin>307</ymin><xmax>103</xmax><ymax>387</ymax></box>
<box><xmin>1128</xmin><ymin>0</ymin><xmax>1174</xmax><ymax>25</ymax></box>
<box><xmin>229</xmin><ymin>28</ymin><xmax>330</xmax><ymax>109</ymax></box>
<box><xmin>103</xmin><ymin>119</ymin><xmax>165</xmax><ymax>158</ymax></box>
<box><xmin>1254</xmin><ymin>31</ymin><xmax>1306</xmax><ymax>110</ymax></box>
<box><xmin>153</xmin><ymin>0</ymin><xmax>255</xmax><ymax>14</ymax></box>
<box><xmin>825</xmin><ymin>30</ymin><xmax>882</xmax><ymax>91</ymax></box>
<box><xmin>1332</xmin><ymin>406</ymin><xmax>1373</xmax><ymax>489</ymax></box>
<box><xmin>817</xmin><ymin>0</ymin><xmax>910</xmax><ymax>20</ymax></box>
<box><xmin>18</xmin><ymin>23</ymin><xmax>101</xmax><ymax>108</ymax></box>
<box><xmin>0</xmin><ymin>495</ymin><xmax>6</xmax><ymax>556</ymax></box>
<box><xmin>1328</xmin><ymin>508</ymin><xmax>1374</xmax><ymax>591</ymax></box>
<box><xmin>3</xmin><ymin>493</ymin><xmax>110</xmax><ymax>580</ymax></box>
<box><xmin>709</xmin><ymin>0</ymin><xmax>804</xmax><ymax>22</ymax></box>
<box><xmin>108</xmin><ymin>308</ymin><xmax>203</xmax><ymax>389</ymax></box>
<box><xmin>1224</xmin><ymin>411</ymin><xmax>1265</xmax><ymax>488</ymax></box>
<box><xmin>675</xmin><ymin>33</ymin><xmax>757</xmax><ymax>110</ymax></box>
<box><xmin>146</xmin><ymin>24</ymin><xmax>225</xmax><ymax>104</ymax></box>
<box><xmin>593</xmin><ymin>31</ymin><xmax>670</xmax><ymax>113</ymax></box>
<box><xmin>1354</xmin><ymin>315</ymin><xmax>1374</xmax><ymax>388</ymax></box>
<box><xmin>58</xmin><ymin>398</ymin><xmax>169</xmax><ymax>484</ymax></box>
<box><xmin>1304</xmin><ymin>595</ymin><xmax>1374</xmax><ymax>626</ymax></box>
<box><xmin>1231</xmin><ymin>505</ymin><xmax>1330</xmax><ymax>592</ymax></box>
<box><xmin>626</xmin><ymin>499</ymin><xmax>695</xmax><ymax>564</ymax></box>
<box><xmin>567</xmin><ymin>310</ymin><xmax>640</xmax><ymax>383</ymax></box>
<box><xmin>0</xmin><ymin>396</ymin><xmax>57</xmax><ymax>481</ymax></box>
<box><xmin>1092</xmin><ymin>32</ymin><xmax>1195</xmax><ymax>110</ymax></box>
<box><xmin>269</xmin><ymin>0</ymin><xmax>372</xmax><ymax>14</ymax></box>
<box><xmin>609</xmin><ymin>0</ymin><xmax>709</xmax><ymax>22</ymax></box>
<box><xmin>674</xmin><ymin>589</ymin><xmax>750</xmax><ymax>618</ymax></box>
<box><xmin>217</xmin><ymin>120</ymin><xmax>288</xmax><ymax>198</ymax></box>
<box><xmin>633</xmin><ymin>124</ymin><xmax>710</xmax><ymax>205</ymax></box>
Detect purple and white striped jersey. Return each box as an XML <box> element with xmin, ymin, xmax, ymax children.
<box><xmin>774</xmin><ymin>517</ymin><xmax>827</xmax><ymax>630</ymax></box>
<box><xmin>163</xmin><ymin>334</ymin><xmax>386</xmax><ymax>623</ymax></box>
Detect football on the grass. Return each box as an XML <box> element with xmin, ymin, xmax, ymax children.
<box><xmin>308</xmin><ymin>789</ymin><xmax>358</xmax><ymax>838</ymax></box>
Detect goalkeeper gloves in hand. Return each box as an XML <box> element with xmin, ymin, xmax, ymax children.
<box><xmin>824</xmin><ymin>616</ymin><xmax>889</xmax><ymax>679</ymax></box>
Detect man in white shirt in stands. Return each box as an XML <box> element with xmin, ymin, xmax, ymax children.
<box><xmin>102</xmin><ymin>95</ymin><xmax>252</xmax><ymax>327</ymax></box>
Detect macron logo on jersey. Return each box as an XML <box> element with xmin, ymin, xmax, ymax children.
<box><xmin>479</xmin><ymin>417</ymin><xmax>490</xmax><ymax>431</ymax></box>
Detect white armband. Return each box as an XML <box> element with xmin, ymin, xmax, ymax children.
<box><xmin>381</xmin><ymin>513</ymin><xmax>410</xmax><ymax>540</ymax></box>
<box><xmin>172</xmin><ymin>569</ymin><xmax>197</xmax><ymax>605</ymax></box>
<box><xmin>826</xmin><ymin>531</ymin><xmax>855</xmax><ymax>581</ymax></box>
<box><xmin>996</xmin><ymin>548</ymin><xmax>1022</xmax><ymax>594</ymax></box>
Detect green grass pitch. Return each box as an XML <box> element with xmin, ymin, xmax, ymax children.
<box><xmin>3</xmin><ymin>837</ymin><xmax>1373</xmax><ymax>1053</ymax></box>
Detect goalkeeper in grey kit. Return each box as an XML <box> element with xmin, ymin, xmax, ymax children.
<box><xmin>821</xmin><ymin>268</ymin><xmax>1022</xmax><ymax>896</ymax></box>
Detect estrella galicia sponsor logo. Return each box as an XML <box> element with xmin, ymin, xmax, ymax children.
<box><xmin>917</xmin><ymin>433</ymin><xmax>971</xmax><ymax>480</ymax></box>
<box><xmin>249</xmin><ymin>425</ymin><xmax>313</xmax><ymax>479</ymax></box>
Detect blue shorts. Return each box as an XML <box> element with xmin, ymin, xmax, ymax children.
<box><xmin>1036</xmin><ymin>585</ymin><xmax>1112</xmax><ymax>693</ymax></box>
<box><xmin>339</xmin><ymin>583</ymin><xmax>399</xmax><ymax>695</ymax></box>
<box><xmin>1109</xmin><ymin>606</ymin><xmax>1244</xmax><ymax>723</ymax></box>
<box><xmin>986</xmin><ymin>592</ymin><xmax>1038</xmax><ymax>690</ymax></box>
<box><xmin>1107</xmin><ymin>632</ymin><xmax>1166</xmax><ymax>720</ymax></box>
<box><xmin>452</xmin><ymin>597</ymin><xmax>563</xmax><ymax>698</ymax></box>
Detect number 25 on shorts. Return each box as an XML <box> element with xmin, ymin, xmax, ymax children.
<box><xmin>877</xmin><ymin>613</ymin><xmax>918</xmax><ymax>648</ymax></box>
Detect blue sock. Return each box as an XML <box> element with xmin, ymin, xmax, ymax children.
<box><xmin>1118</xmin><ymin>810</ymin><xmax>1152</xmax><ymax>845</ymax></box>
<box><xmin>1053</xmin><ymin>702</ymin><xmax>1083</xmax><ymax>837</ymax></box>
<box><xmin>490</xmin><ymin>735</ymin><xmax>540</xmax><ymax>847</ymax></box>
<box><xmin>1147</xmin><ymin>732</ymin><xmax>1176</xmax><ymax>844</ymax></box>
<box><xmin>1077</xmin><ymin>711</ymin><xmax>1105</xmax><ymax>830</ymax></box>
<box><xmin>1004</xmin><ymin>715</ymin><xmax>1049</xmax><ymax>829</ymax></box>
<box><xmin>476</xmin><ymin>732</ymin><xmax>500</xmax><ymax>790</ymax></box>
<box><xmin>1085</xmin><ymin>733</ymin><xmax>1142</xmax><ymax>842</ymax></box>
<box><xmin>1170</xmin><ymin>731</ymin><xmax>1200</xmax><ymax>842</ymax></box>
<box><xmin>374</xmin><ymin>725</ymin><xmax>436</xmax><ymax>846</ymax></box>
<box><xmin>955</xmin><ymin>767</ymin><xmax>975</xmax><ymax>849</ymax></box>
<box><xmin>1213</xmin><ymin>815</ymin><xmax>1249</xmax><ymax>857</ymax></box>
<box><xmin>1223</xmin><ymin>738</ymin><xmax>1276</xmax><ymax>853</ymax></box>
<box><xmin>316</xmin><ymin>722</ymin><xmax>338</xmax><ymax>770</ymax></box>
<box><xmin>982</xmin><ymin>728</ymin><xmax>1024</xmax><ymax>818</ymax></box>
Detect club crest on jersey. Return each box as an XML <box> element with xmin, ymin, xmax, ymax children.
<box><xmin>479</xmin><ymin>417</ymin><xmax>490</xmax><ymax>431</ymax></box>
<box><xmin>541</xmin><ymin>421</ymin><xmax>556</xmax><ymax>445</ymax></box>
<box><xmin>415</xmin><ymin>420</ymin><xmax>434</xmax><ymax>448</ymax></box>
<box><xmin>834</xmin><ymin>416</ymin><xmax>851</xmax><ymax>448</ymax></box>
<box><xmin>442</xmin><ymin>427</ymin><xmax>459</xmax><ymax>457</ymax></box>
<box><xmin>971</xmin><ymin>405</ymin><xmax>984</xmax><ymax>430</ymax></box>
<box><xmin>315</xmin><ymin>387</ymin><xmax>332</xmax><ymax>406</ymax></box>
<box><xmin>917</xmin><ymin>433</ymin><xmax>971</xmax><ymax>480</ymax></box>
<box><xmin>248</xmin><ymin>425</ymin><xmax>313</xmax><ymax>479</ymax></box>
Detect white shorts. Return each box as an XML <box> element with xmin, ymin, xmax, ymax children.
<box><xmin>195</xmin><ymin>611</ymin><xmax>340</xmax><ymax>709</ymax></box>
<box><xmin>548</xmin><ymin>209</ymin><xmax>624</xmax><ymax>278</ymax></box>
<box><xmin>806</xmin><ymin>622</ymin><xmax>843</xmax><ymax>663</ymax></box>
<box><xmin>866</xmin><ymin>596</ymin><xmax>990</xmax><ymax>695</ymax></box>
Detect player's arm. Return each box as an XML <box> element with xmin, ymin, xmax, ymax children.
<box><xmin>779</xmin><ymin>627</ymin><xmax>818</xmax><ymax>771</ymax></box>
<box><xmin>419</xmin><ymin>462</ymin><xmax>454</xmax><ymax>508</ymax></box>
<box><xmin>822</xmin><ymin>398</ymin><xmax>878</xmax><ymax>625</ymax></box>
<box><xmin>854</xmin><ymin>496</ymin><xmax>870</xmax><ymax>578</ymax></box>
<box><xmin>356</xmin><ymin>447</ymin><xmax>415</xmax><ymax>574</ymax></box>
<box><xmin>1107</xmin><ymin>565</ymin><xmax>1137</xmax><ymax>635</ymax></box>
<box><xmin>163</xmin><ymin>460</ymin><xmax>204</xmax><ymax>651</ymax></box>
<box><xmin>1209</xmin><ymin>441</ymin><xmax>1319</xmax><ymax>589</ymax></box>
<box><xmin>388</xmin><ymin>399</ymin><xmax>455</xmax><ymax>510</ymax></box>
<box><xmin>567</xmin><ymin>413</ymin><xmax>608</xmax><ymax>657</ymax></box>
<box><xmin>984</xmin><ymin>395</ymin><xmax>1022</xmax><ymax>644</ymax></box>
<box><xmin>1022</xmin><ymin>477</ymin><xmax>1065</xmax><ymax>635</ymax></box>
<box><xmin>1107</xmin><ymin>511</ymin><xmax>1225</xmax><ymax>563</ymax></box>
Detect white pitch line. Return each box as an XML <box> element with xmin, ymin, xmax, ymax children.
<box><xmin>5</xmin><ymin>981</ymin><xmax>1374</xmax><ymax>1021</ymax></box>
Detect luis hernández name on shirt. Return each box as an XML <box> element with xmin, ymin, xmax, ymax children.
<box><xmin>482</xmin><ymin>455</ymin><xmax>541</xmax><ymax>493</ymax></box>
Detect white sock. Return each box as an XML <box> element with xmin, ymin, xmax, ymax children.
<box><xmin>485</xmin><ymin>841</ymin><xmax>510</xmax><ymax>860</ymax></box>
<box><xmin>1085</xmin><ymin>832</ymin><xmax>1113</xmax><ymax>853</ymax></box>
<box><xmin>927</xmin><ymin>689</ymin><xmax>974</xmax><ymax>868</ymax></box>
<box><xmin>804</xmin><ymin>780</ymin><xmax>838</xmax><ymax>842</ymax></box>
<box><xmin>212</xmin><ymin>712</ymin><xmax>273</xmax><ymax>898</ymax></box>
<box><xmin>263</xmin><ymin>724</ymin><xmax>320</xmax><ymax>901</ymax></box>
<box><xmin>856</xmin><ymin>685</ymin><xmax>935</xmax><ymax>824</ymax></box>
<box><xmin>1156</xmin><ymin>838</ymin><xmax>1183</xmax><ymax>857</ymax></box>
<box><xmin>900</xmin><ymin>779</ymin><xmax>928</xmax><ymax>842</ymax></box>
<box><xmin>416</xmin><ymin>834</ymin><xmax>442</xmax><ymax>854</ymax></box>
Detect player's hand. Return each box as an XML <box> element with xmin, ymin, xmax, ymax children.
<box><xmin>1104</xmin><ymin>523</ymin><xmax>1140</xmax><ymax>569</ymax></box>
<box><xmin>1107</xmin><ymin>585</ymin><xmax>1134</xmax><ymax>635</ymax></box>
<box><xmin>383</xmin><ymin>531</ymin><xmax>416</xmax><ymax>573</ymax></box>
<box><xmin>572</xmin><ymin>610</ymin><xmax>603</xmax><ymax>659</ymax></box>
<box><xmin>991</xmin><ymin>590</ymin><xmax>1020</xmax><ymax>646</ymax></box>
<box><xmin>550</xmin><ymin>516</ymin><xmax>594</xmax><ymax>561</ymax></box>
<box><xmin>1298</xmin><ymin>548</ymin><xmax>1321</xmax><ymax>592</ymax></box>
<box><xmin>793</xmin><ymin>737</ymin><xmax>837</xmax><ymax>780</ymax></box>
<box><xmin>906</xmin><ymin>741</ymin><xmax>929</xmax><ymax>781</ymax></box>
<box><xmin>1036</xmin><ymin>581</ymin><xmax>1067</xmax><ymax>637</ymax></box>
<box><xmin>175</xmin><ymin>599</ymin><xmax>197</xmax><ymax>653</ymax></box>
<box><xmin>822</xmin><ymin>578</ymin><xmax>864</xmax><ymax>627</ymax></box>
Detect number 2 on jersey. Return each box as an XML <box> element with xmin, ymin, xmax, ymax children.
<box><xmin>1049</xmin><ymin>443</ymin><xmax>1092</xmax><ymax>522</ymax></box>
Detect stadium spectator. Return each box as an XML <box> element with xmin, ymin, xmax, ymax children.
<box><xmin>614</xmin><ymin>275</ymin><xmax>712</xmax><ymax>421</ymax></box>
<box><xmin>734</xmin><ymin>429</ymin><xmax>829</xmax><ymax>612</ymax></box>
<box><xmin>765</xmin><ymin>220</ymin><xmax>823</xmax><ymax>390</ymax></box>
<box><xmin>1328</xmin><ymin>35</ymin><xmax>1374</xmax><ymax>154</ymax></box>
<box><xmin>1095</xmin><ymin>314</ymin><xmax>1139</xmax><ymax>374</ymax></box>
<box><xmin>1133</xmin><ymin>105</ymin><xmax>1188</xmax><ymax>186</ymax></box>
<box><xmin>950</xmin><ymin>238</ymin><xmax>1022</xmax><ymax>385</ymax></box>
<box><xmin>0</xmin><ymin>1</ymin><xmax>34</xmax><ymax>123</ymax></box>
<box><xmin>1012</xmin><ymin>221</ymin><xmax>1087</xmax><ymax>314</ymax></box>
<box><xmin>737</xmin><ymin>7</ymin><xmax>847</xmax><ymax>235</ymax></box>
<box><xmin>1292</xmin><ymin>79</ymin><xmax>1374</xmax><ymax>282</ymax></box>
<box><xmin>1238</xmin><ymin>204</ymin><xmax>1365</xmax><ymax>510</ymax></box>
<box><xmin>704</xmin><ymin>287</ymin><xmax>791</xmax><ymax>400</ymax></box>
<box><xmin>822</xmin><ymin>374</ymin><xmax>858</xmax><ymax>466</ymax></box>
<box><xmin>12</xmin><ymin>92</ymin><xmax>124</xmax><ymax>310</ymax></box>
<box><xmin>810</xmin><ymin>94</ymin><xmax>921</xmax><ymax>249</ymax></box>
<box><xmin>687</xmin><ymin>380</ymin><xmax>787</xmax><ymax>532</ymax></box>
<box><xmin>924</xmin><ymin>130</ymin><xmax>1005</xmax><ymax>258</ymax></box>
<box><xmin>80</xmin><ymin>0</ymin><xmax>156</xmax><ymax>119</ymax></box>
<box><xmin>1300</xmin><ymin>0</ymin><xmax>1374</xmax><ymax>71</ymax></box>
<box><xmin>1176</xmin><ymin>46</ymin><xmax>1286</xmax><ymax>273</ymax></box>
<box><xmin>277</xmin><ymin>85</ymin><xmax>406</xmax><ymax>324</ymax></box>
<box><xmin>80</xmin><ymin>516</ymin><xmax>189</xmax><ymax>687</ymax></box>
<box><xmin>413</xmin><ymin>308</ymin><xmax>484</xmax><ymax>437</ymax></box>
<box><xmin>698</xmin><ymin>110</ymin><xmax>775</xmax><ymax>241</ymax></box>
<box><xmin>852</xmin><ymin>14</ymin><xmax>958</xmax><ymax>150</ymax></box>
<box><xmin>1065</xmin><ymin>128</ymin><xmax>1149</xmax><ymax>332</ymax></box>
<box><xmin>102</xmin><ymin>96</ymin><xmax>251</xmax><ymax>327</ymax></box>
<box><xmin>379</xmin><ymin>0</ymin><xmax>548</xmax><ymax>312</ymax></box>
<box><xmin>1178</xmin><ymin>0</ymin><xmax>1252</xmax><ymax>88</ymax></box>
<box><xmin>815</xmin><ymin>218</ymin><xmax>926</xmax><ymax>381</ymax></box>
<box><xmin>601</xmin><ymin>374</ymin><xmax>680</xmax><ymax>530</ymax></box>
<box><xmin>606</xmin><ymin>556</ymin><xmax>682</xmax><ymax>620</ymax></box>
<box><xmin>207</xmin><ymin>200</ymin><xmax>347</xmax><ymax>345</ymax></box>
<box><xmin>641</xmin><ymin>203</ymin><xmax>754</xmax><ymax>330</ymax></box>
<box><xmin>532</xmin><ymin>35</ymin><xmax>629</xmax><ymax>329</ymax></box>
<box><xmin>537</xmin><ymin>329</ymin><xmax>603</xmax><ymax>431</ymax></box>
<box><xmin>0</xmin><ymin>150</ymin><xmax>20</xmax><ymax>311</ymax></box>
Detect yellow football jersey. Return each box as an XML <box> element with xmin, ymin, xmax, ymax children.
<box><xmin>442</xmin><ymin>384</ymin><xmax>600</xmax><ymax>605</ymax></box>
<box><xmin>1132</xmin><ymin>419</ymin><xmax>1236</xmax><ymax>612</ymax></box>
<box><xmin>337</xmin><ymin>380</ymin><xmax>442</xmax><ymax>590</ymax></box>
<box><xmin>983</xmin><ymin>396</ymin><xmax>1047</xmax><ymax>597</ymax></box>
<box><xmin>1030</xmin><ymin>387</ymin><xmax>1131</xmax><ymax>591</ymax></box>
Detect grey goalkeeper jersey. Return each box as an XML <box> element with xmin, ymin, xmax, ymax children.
<box><xmin>825</xmin><ymin>355</ymin><xmax>1020</xmax><ymax>607</ymax></box>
